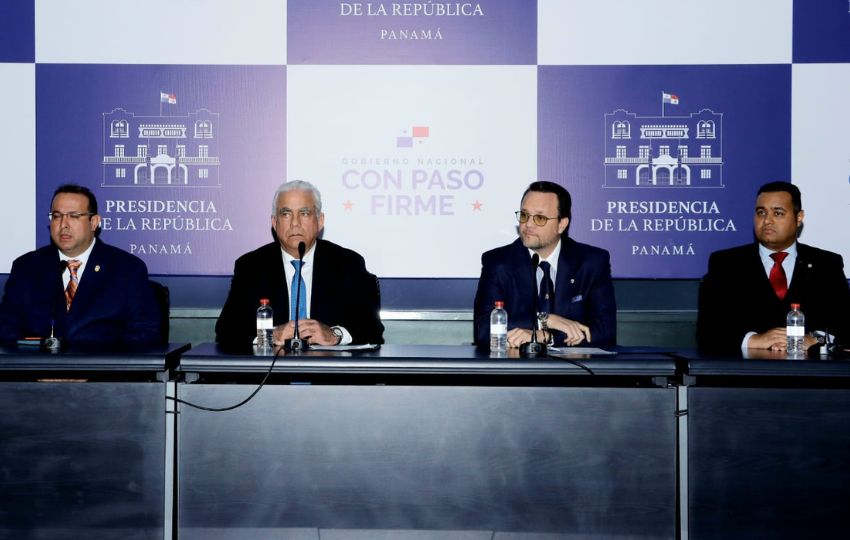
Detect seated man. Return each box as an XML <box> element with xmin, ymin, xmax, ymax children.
<box><xmin>0</xmin><ymin>184</ymin><xmax>162</xmax><ymax>348</ymax></box>
<box><xmin>216</xmin><ymin>180</ymin><xmax>384</xmax><ymax>348</ymax></box>
<box><xmin>697</xmin><ymin>181</ymin><xmax>850</xmax><ymax>353</ymax></box>
<box><xmin>473</xmin><ymin>181</ymin><xmax>616</xmax><ymax>348</ymax></box>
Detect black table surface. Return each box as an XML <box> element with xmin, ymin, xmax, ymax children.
<box><xmin>0</xmin><ymin>342</ymin><xmax>190</xmax><ymax>371</ymax></box>
<box><xmin>178</xmin><ymin>343</ymin><xmax>676</xmax><ymax>376</ymax></box>
<box><xmin>672</xmin><ymin>347</ymin><xmax>850</xmax><ymax>377</ymax></box>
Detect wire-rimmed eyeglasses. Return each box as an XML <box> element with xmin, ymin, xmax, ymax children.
<box><xmin>48</xmin><ymin>212</ymin><xmax>95</xmax><ymax>222</ymax></box>
<box><xmin>515</xmin><ymin>210</ymin><xmax>559</xmax><ymax>227</ymax></box>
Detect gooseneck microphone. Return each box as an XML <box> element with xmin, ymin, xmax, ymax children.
<box><xmin>285</xmin><ymin>241</ymin><xmax>307</xmax><ymax>352</ymax></box>
<box><xmin>520</xmin><ymin>253</ymin><xmax>547</xmax><ymax>358</ymax></box>
<box><xmin>44</xmin><ymin>260</ymin><xmax>69</xmax><ymax>351</ymax></box>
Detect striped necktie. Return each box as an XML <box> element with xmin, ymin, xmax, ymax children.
<box><xmin>65</xmin><ymin>259</ymin><xmax>81</xmax><ymax>311</ymax></box>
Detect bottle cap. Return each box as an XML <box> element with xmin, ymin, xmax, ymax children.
<box><xmin>791</xmin><ymin>303</ymin><xmax>800</xmax><ymax>310</ymax></box>
<box><xmin>495</xmin><ymin>300</ymin><xmax>505</xmax><ymax>308</ymax></box>
<box><xmin>260</xmin><ymin>298</ymin><xmax>270</xmax><ymax>305</ymax></box>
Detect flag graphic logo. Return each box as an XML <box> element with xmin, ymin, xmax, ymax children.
<box><xmin>662</xmin><ymin>92</ymin><xmax>679</xmax><ymax>105</ymax></box>
<box><xmin>396</xmin><ymin>125</ymin><xmax>430</xmax><ymax>148</ymax></box>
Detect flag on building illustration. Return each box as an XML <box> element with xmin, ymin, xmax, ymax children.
<box><xmin>662</xmin><ymin>92</ymin><xmax>679</xmax><ymax>105</ymax></box>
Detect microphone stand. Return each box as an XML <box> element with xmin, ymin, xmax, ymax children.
<box><xmin>285</xmin><ymin>241</ymin><xmax>307</xmax><ymax>352</ymax></box>
<box><xmin>520</xmin><ymin>253</ymin><xmax>547</xmax><ymax>358</ymax></box>
<box><xmin>44</xmin><ymin>260</ymin><xmax>68</xmax><ymax>352</ymax></box>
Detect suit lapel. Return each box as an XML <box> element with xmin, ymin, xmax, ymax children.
<box><xmin>554</xmin><ymin>238</ymin><xmax>576</xmax><ymax>311</ymax></box>
<box><xmin>787</xmin><ymin>244</ymin><xmax>812</xmax><ymax>302</ymax></box>
<box><xmin>267</xmin><ymin>244</ymin><xmax>291</xmax><ymax>323</ymax></box>
<box><xmin>745</xmin><ymin>243</ymin><xmax>778</xmax><ymax>302</ymax></box>
<box><xmin>311</xmin><ymin>241</ymin><xmax>329</xmax><ymax>322</ymax></box>
<box><xmin>511</xmin><ymin>239</ymin><xmax>536</xmax><ymax>306</ymax></box>
<box><xmin>66</xmin><ymin>241</ymin><xmax>105</xmax><ymax>322</ymax></box>
<box><xmin>41</xmin><ymin>248</ymin><xmax>70</xmax><ymax>334</ymax></box>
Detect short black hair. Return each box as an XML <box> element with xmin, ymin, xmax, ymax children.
<box><xmin>757</xmin><ymin>181</ymin><xmax>801</xmax><ymax>214</ymax></box>
<box><xmin>52</xmin><ymin>184</ymin><xmax>98</xmax><ymax>215</ymax></box>
<box><xmin>522</xmin><ymin>181</ymin><xmax>572</xmax><ymax>222</ymax></box>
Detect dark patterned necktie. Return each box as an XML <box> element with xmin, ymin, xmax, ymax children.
<box><xmin>538</xmin><ymin>261</ymin><xmax>554</xmax><ymax>315</ymax></box>
<box><xmin>64</xmin><ymin>259</ymin><xmax>81</xmax><ymax>311</ymax></box>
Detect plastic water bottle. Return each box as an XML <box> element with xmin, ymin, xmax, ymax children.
<box><xmin>490</xmin><ymin>300</ymin><xmax>508</xmax><ymax>353</ymax></box>
<box><xmin>786</xmin><ymin>303</ymin><xmax>805</xmax><ymax>355</ymax></box>
<box><xmin>256</xmin><ymin>298</ymin><xmax>273</xmax><ymax>349</ymax></box>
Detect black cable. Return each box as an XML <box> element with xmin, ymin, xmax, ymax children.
<box><xmin>557</xmin><ymin>356</ymin><xmax>595</xmax><ymax>376</ymax></box>
<box><xmin>166</xmin><ymin>346</ymin><xmax>284</xmax><ymax>412</ymax></box>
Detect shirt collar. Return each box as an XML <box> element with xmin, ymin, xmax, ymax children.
<box><xmin>58</xmin><ymin>237</ymin><xmax>96</xmax><ymax>265</ymax></box>
<box><xmin>281</xmin><ymin>241</ymin><xmax>317</xmax><ymax>267</ymax></box>
<box><xmin>528</xmin><ymin>238</ymin><xmax>562</xmax><ymax>267</ymax></box>
<box><xmin>759</xmin><ymin>241</ymin><xmax>797</xmax><ymax>260</ymax></box>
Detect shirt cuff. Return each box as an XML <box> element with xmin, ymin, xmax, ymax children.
<box><xmin>742</xmin><ymin>331</ymin><xmax>757</xmax><ymax>350</ymax></box>
<box><xmin>334</xmin><ymin>326</ymin><xmax>353</xmax><ymax>345</ymax></box>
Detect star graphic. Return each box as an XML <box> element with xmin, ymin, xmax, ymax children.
<box><xmin>343</xmin><ymin>200</ymin><xmax>354</xmax><ymax>211</ymax></box>
<box><xmin>471</xmin><ymin>200</ymin><xmax>483</xmax><ymax>211</ymax></box>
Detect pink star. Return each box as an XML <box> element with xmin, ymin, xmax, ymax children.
<box><xmin>343</xmin><ymin>200</ymin><xmax>354</xmax><ymax>211</ymax></box>
<box><xmin>471</xmin><ymin>200</ymin><xmax>483</xmax><ymax>211</ymax></box>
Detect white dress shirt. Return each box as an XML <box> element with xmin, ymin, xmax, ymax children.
<box><xmin>59</xmin><ymin>238</ymin><xmax>96</xmax><ymax>288</ymax></box>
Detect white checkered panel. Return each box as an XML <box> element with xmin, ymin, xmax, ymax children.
<box><xmin>0</xmin><ymin>63</ymin><xmax>36</xmax><ymax>272</ymax></box>
<box><xmin>35</xmin><ymin>0</ymin><xmax>287</xmax><ymax>64</ymax></box>
<box><xmin>792</xmin><ymin>63</ymin><xmax>850</xmax><ymax>260</ymax></box>
<box><xmin>538</xmin><ymin>0</ymin><xmax>793</xmax><ymax>65</ymax></box>
<box><xmin>287</xmin><ymin>65</ymin><xmax>536</xmax><ymax>277</ymax></box>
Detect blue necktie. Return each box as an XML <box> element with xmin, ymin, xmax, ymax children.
<box><xmin>538</xmin><ymin>261</ymin><xmax>554</xmax><ymax>315</ymax></box>
<box><xmin>290</xmin><ymin>260</ymin><xmax>307</xmax><ymax>320</ymax></box>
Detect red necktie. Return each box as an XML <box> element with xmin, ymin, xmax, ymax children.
<box><xmin>769</xmin><ymin>252</ymin><xmax>788</xmax><ymax>300</ymax></box>
<box><xmin>65</xmin><ymin>259</ymin><xmax>81</xmax><ymax>311</ymax></box>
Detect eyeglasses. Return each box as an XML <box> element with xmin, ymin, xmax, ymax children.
<box><xmin>277</xmin><ymin>208</ymin><xmax>315</xmax><ymax>220</ymax></box>
<box><xmin>48</xmin><ymin>211</ymin><xmax>95</xmax><ymax>222</ymax></box>
<box><xmin>516</xmin><ymin>210</ymin><xmax>559</xmax><ymax>227</ymax></box>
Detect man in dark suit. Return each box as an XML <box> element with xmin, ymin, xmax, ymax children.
<box><xmin>216</xmin><ymin>180</ymin><xmax>383</xmax><ymax>348</ymax></box>
<box><xmin>473</xmin><ymin>181</ymin><xmax>616</xmax><ymax>348</ymax></box>
<box><xmin>0</xmin><ymin>184</ymin><xmax>162</xmax><ymax>348</ymax></box>
<box><xmin>697</xmin><ymin>181</ymin><xmax>850</xmax><ymax>353</ymax></box>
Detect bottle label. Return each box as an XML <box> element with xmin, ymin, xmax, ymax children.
<box><xmin>490</xmin><ymin>323</ymin><xmax>507</xmax><ymax>334</ymax></box>
<box><xmin>257</xmin><ymin>319</ymin><xmax>273</xmax><ymax>330</ymax></box>
<box><xmin>786</xmin><ymin>325</ymin><xmax>805</xmax><ymax>337</ymax></box>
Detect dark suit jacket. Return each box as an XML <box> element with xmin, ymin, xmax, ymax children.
<box><xmin>0</xmin><ymin>240</ymin><xmax>162</xmax><ymax>348</ymax></box>
<box><xmin>215</xmin><ymin>239</ymin><xmax>384</xmax><ymax>348</ymax></box>
<box><xmin>697</xmin><ymin>242</ymin><xmax>850</xmax><ymax>353</ymax></box>
<box><xmin>473</xmin><ymin>237</ymin><xmax>617</xmax><ymax>347</ymax></box>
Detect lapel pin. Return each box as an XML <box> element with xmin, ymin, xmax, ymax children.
<box><xmin>94</xmin><ymin>265</ymin><xmax>101</xmax><ymax>272</ymax></box>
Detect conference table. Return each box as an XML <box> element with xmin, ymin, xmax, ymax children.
<box><xmin>6</xmin><ymin>342</ymin><xmax>848</xmax><ymax>540</ymax></box>
<box><xmin>0</xmin><ymin>343</ymin><xmax>188</xmax><ymax>540</ymax></box>
<box><xmin>675</xmin><ymin>348</ymin><xmax>850</xmax><ymax>540</ymax></box>
<box><xmin>175</xmin><ymin>343</ymin><xmax>679</xmax><ymax>540</ymax></box>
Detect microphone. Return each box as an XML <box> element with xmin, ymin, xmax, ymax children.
<box><xmin>285</xmin><ymin>241</ymin><xmax>307</xmax><ymax>352</ymax></box>
<box><xmin>44</xmin><ymin>260</ymin><xmax>69</xmax><ymax>352</ymax></box>
<box><xmin>520</xmin><ymin>253</ymin><xmax>547</xmax><ymax>357</ymax></box>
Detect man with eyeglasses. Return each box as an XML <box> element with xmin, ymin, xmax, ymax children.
<box><xmin>473</xmin><ymin>181</ymin><xmax>616</xmax><ymax>348</ymax></box>
<box><xmin>0</xmin><ymin>184</ymin><xmax>161</xmax><ymax>347</ymax></box>
<box><xmin>215</xmin><ymin>180</ymin><xmax>384</xmax><ymax>348</ymax></box>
